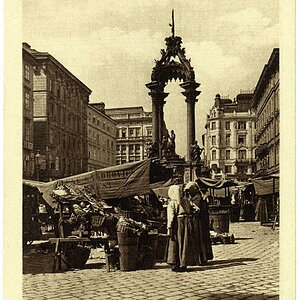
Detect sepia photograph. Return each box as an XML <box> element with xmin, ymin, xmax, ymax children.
<box><xmin>3</xmin><ymin>0</ymin><xmax>296</xmax><ymax>299</ymax></box>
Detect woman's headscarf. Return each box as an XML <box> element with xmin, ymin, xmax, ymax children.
<box><xmin>168</xmin><ymin>185</ymin><xmax>181</xmax><ymax>202</ymax></box>
<box><xmin>184</xmin><ymin>181</ymin><xmax>200</xmax><ymax>197</ymax></box>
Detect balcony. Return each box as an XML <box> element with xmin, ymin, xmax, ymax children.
<box><xmin>235</xmin><ymin>158</ymin><xmax>256</xmax><ymax>165</ymax></box>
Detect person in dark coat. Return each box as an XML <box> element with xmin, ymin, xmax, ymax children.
<box><xmin>185</xmin><ymin>182</ymin><xmax>213</xmax><ymax>265</ymax></box>
<box><xmin>167</xmin><ymin>185</ymin><xmax>198</xmax><ymax>272</ymax></box>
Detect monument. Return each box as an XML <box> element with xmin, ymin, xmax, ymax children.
<box><xmin>146</xmin><ymin>10</ymin><xmax>202</xmax><ymax>182</ymax></box>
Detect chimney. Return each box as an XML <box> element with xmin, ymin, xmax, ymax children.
<box><xmin>92</xmin><ymin>102</ymin><xmax>105</xmax><ymax>114</ymax></box>
<box><xmin>214</xmin><ymin>94</ymin><xmax>221</xmax><ymax>108</ymax></box>
<box><xmin>23</xmin><ymin>42</ymin><xmax>31</xmax><ymax>49</ymax></box>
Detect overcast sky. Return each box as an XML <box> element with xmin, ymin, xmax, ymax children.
<box><xmin>23</xmin><ymin>0</ymin><xmax>279</xmax><ymax>157</ymax></box>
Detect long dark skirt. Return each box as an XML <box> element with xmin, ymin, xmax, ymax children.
<box><xmin>167</xmin><ymin>216</ymin><xmax>198</xmax><ymax>267</ymax></box>
<box><xmin>191</xmin><ymin>201</ymin><xmax>213</xmax><ymax>264</ymax></box>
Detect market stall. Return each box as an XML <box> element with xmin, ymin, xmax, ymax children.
<box><xmin>23</xmin><ymin>159</ymin><xmax>171</xmax><ymax>273</ymax></box>
<box><xmin>195</xmin><ymin>177</ymin><xmax>237</xmax><ymax>244</ymax></box>
<box><xmin>251</xmin><ymin>174</ymin><xmax>279</xmax><ymax>229</ymax></box>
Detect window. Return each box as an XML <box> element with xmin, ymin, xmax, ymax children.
<box><xmin>238</xmin><ymin>135</ymin><xmax>246</xmax><ymax>145</ymax></box>
<box><xmin>212</xmin><ymin>150</ymin><xmax>216</xmax><ymax>160</ymax></box>
<box><xmin>24</xmin><ymin>92</ymin><xmax>30</xmax><ymax>110</ymax></box>
<box><xmin>129</xmin><ymin>129</ymin><xmax>134</xmax><ymax>136</ymax></box>
<box><xmin>225</xmin><ymin>134</ymin><xmax>230</xmax><ymax>146</ymax></box>
<box><xmin>225</xmin><ymin>121</ymin><xmax>230</xmax><ymax>130</ymax></box>
<box><xmin>49</xmin><ymin>129</ymin><xmax>54</xmax><ymax>144</ymax></box>
<box><xmin>129</xmin><ymin>144</ymin><xmax>134</xmax><ymax>154</ymax></box>
<box><xmin>147</xmin><ymin>129</ymin><xmax>152</xmax><ymax>136</ymax></box>
<box><xmin>121</xmin><ymin>129</ymin><xmax>126</xmax><ymax>138</ymax></box>
<box><xmin>48</xmin><ymin>79</ymin><xmax>52</xmax><ymax>92</ymax></box>
<box><xmin>211</xmin><ymin>136</ymin><xmax>216</xmax><ymax>145</ymax></box>
<box><xmin>24</xmin><ymin>64</ymin><xmax>30</xmax><ymax>80</ymax></box>
<box><xmin>136</xmin><ymin>128</ymin><xmax>141</xmax><ymax>137</ymax></box>
<box><xmin>121</xmin><ymin>145</ymin><xmax>126</xmax><ymax>154</ymax></box>
<box><xmin>111</xmin><ymin>141</ymin><xmax>114</xmax><ymax>149</ymax></box>
<box><xmin>24</xmin><ymin>119</ymin><xmax>30</xmax><ymax>141</ymax></box>
<box><xmin>238</xmin><ymin>150</ymin><xmax>247</xmax><ymax>159</ymax></box>
<box><xmin>117</xmin><ymin>145</ymin><xmax>121</xmax><ymax>153</ymax></box>
<box><xmin>225</xmin><ymin>150</ymin><xmax>230</xmax><ymax>160</ymax></box>
<box><xmin>237</xmin><ymin>166</ymin><xmax>247</xmax><ymax>174</ymax></box>
<box><xmin>225</xmin><ymin>165</ymin><xmax>232</xmax><ymax>174</ymax></box>
<box><xmin>211</xmin><ymin>122</ymin><xmax>216</xmax><ymax>130</ymax></box>
<box><xmin>238</xmin><ymin>121</ymin><xmax>246</xmax><ymax>130</ymax></box>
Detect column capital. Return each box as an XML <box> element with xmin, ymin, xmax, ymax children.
<box><xmin>180</xmin><ymin>81</ymin><xmax>201</xmax><ymax>103</ymax></box>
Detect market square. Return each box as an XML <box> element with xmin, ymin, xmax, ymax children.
<box><xmin>8</xmin><ymin>0</ymin><xmax>290</xmax><ymax>299</ymax></box>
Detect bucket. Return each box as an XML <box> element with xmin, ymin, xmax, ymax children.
<box><xmin>209</xmin><ymin>210</ymin><xmax>230</xmax><ymax>233</ymax></box>
<box><xmin>117</xmin><ymin>232</ymin><xmax>138</xmax><ymax>271</ymax></box>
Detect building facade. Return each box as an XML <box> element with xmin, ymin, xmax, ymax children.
<box><xmin>252</xmin><ymin>48</ymin><xmax>279</xmax><ymax>176</ymax></box>
<box><xmin>105</xmin><ymin>107</ymin><xmax>152</xmax><ymax>165</ymax></box>
<box><xmin>87</xmin><ymin>103</ymin><xmax>117</xmax><ymax>170</ymax></box>
<box><xmin>23</xmin><ymin>43</ymin><xmax>36</xmax><ymax>179</ymax></box>
<box><xmin>23</xmin><ymin>43</ymin><xmax>92</xmax><ymax>181</ymax></box>
<box><xmin>204</xmin><ymin>93</ymin><xmax>256</xmax><ymax>181</ymax></box>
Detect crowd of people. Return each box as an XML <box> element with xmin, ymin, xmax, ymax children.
<box><xmin>166</xmin><ymin>182</ymin><xmax>213</xmax><ymax>272</ymax></box>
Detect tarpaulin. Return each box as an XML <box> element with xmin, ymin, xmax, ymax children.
<box><xmin>23</xmin><ymin>159</ymin><xmax>152</xmax><ymax>203</ymax></box>
<box><xmin>196</xmin><ymin>177</ymin><xmax>237</xmax><ymax>190</ymax></box>
<box><xmin>251</xmin><ymin>177</ymin><xmax>279</xmax><ymax>196</ymax></box>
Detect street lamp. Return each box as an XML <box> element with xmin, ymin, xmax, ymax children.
<box><xmin>35</xmin><ymin>150</ymin><xmax>41</xmax><ymax>181</ymax></box>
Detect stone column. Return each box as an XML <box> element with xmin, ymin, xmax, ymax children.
<box><xmin>180</xmin><ymin>82</ymin><xmax>200</xmax><ymax>161</ymax></box>
<box><xmin>146</xmin><ymin>81</ymin><xmax>168</xmax><ymax>158</ymax></box>
<box><xmin>151</xmin><ymin>97</ymin><xmax>160</xmax><ymax>144</ymax></box>
<box><xmin>158</xmin><ymin>100</ymin><xmax>166</xmax><ymax>142</ymax></box>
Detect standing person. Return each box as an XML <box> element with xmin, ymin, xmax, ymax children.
<box><xmin>166</xmin><ymin>185</ymin><xmax>198</xmax><ymax>272</ymax></box>
<box><xmin>185</xmin><ymin>182</ymin><xmax>213</xmax><ymax>265</ymax></box>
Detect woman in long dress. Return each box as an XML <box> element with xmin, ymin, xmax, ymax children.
<box><xmin>167</xmin><ymin>185</ymin><xmax>198</xmax><ymax>272</ymax></box>
<box><xmin>185</xmin><ymin>182</ymin><xmax>213</xmax><ymax>265</ymax></box>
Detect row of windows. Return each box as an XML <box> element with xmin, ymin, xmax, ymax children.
<box><xmin>49</xmin><ymin>104</ymin><xmax>85</xmax><ymax>132</ymax></box>
<box><xmin>49</xmin><ymin>78</ymin><xmax>86</xmax><ymax>111</ymax></box>
<box><xmin>257</xmin><ymin>118</ymin><xmax>279</xmax><ymax>145</ymax></box>
<box><xmin>24</xmin><ymin>64</ymin><xmax>30</xmax><ymax>81</ymax></box>
<box><xmin>24</xmin><ymin>118</ymin><xmax>32</xmax><ymax>142</ymax></box>
<box><xmin>117</xmin><ymin>128</ymin><xmax>152</xmax><ymax>138</ymax></box>
<box><xmin>211</xmin><ymin>134</ymin><xmax>247</xmax><ymax>146</ymax></box>
<box><xmin>89</xmin><ymin>113</ymin><xmax>114</xmax><ymax>134</ymax></box>
<box><xmin>49</xmin><ymin>129</ymin><xmax>83</xmax><ymax>153</ymax></box>
<box><xmin>88</xmin><ymin>147</ymin><xmax>114</xmax><ymax>163</ymax></box>
<box><xmin>256</xmin><ymin>89</ymin><xmax>279</xmax><ymax>132</ymax></box>
<box><xmin>88</xmin><ymin>130</ymin><xmax>115</xmax><ymax>149</ymax></box>
<box><xmin>211</xmin><ymin>121</ymin><xmax>247</xmax><ymax>131</ymax></box>
<box><xmin>215</xmin><ymin>165</ymin><xmax>250</xmax><ymax>175</ymax></box>
<box><xmin>117</xmin><ymin>144</ymin><xmax>141</xmax><ymax>154</ymax></box>
<box><xmin>211</xmin><ymin>149</ymin><xmax>248</xmax><ymax>160</ymax></box>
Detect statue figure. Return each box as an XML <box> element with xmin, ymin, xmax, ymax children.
<box><xmin>190</xmin><ymin>141</ymin><xmax>203</xmax><ymax>164</ymax></box>
<box><xmin>161</xmin><ymin>136</ymin><xmax>169</xmax><ymax>158</ymax></box>
<box><xmin>168</xmin><ymin>130</ymin><xmax>176</xmax><ymax>155</ymax></box>
<box><xmin>148</xmin><ymin>141</ymin><xmax>158</xmax><ymax>158</ymax></box>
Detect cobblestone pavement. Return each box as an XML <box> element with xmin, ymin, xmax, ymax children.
<box><xmin>23</xmin><ymin>222</ymin><xmax>279</xmax><ymax>300</ymax></box>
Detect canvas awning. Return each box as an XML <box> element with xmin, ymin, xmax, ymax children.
<box><xmin>196</xmin><ymin>177</ymin><xmax>237</xmax><ymax>190</ymax></box>
<box><xmin>23</xmin><ymin>159</ymin><xmax>153</xmax><ymax>204</ymax></box>
<box><xmin>251</xmin><ymin>176</ymin><xmax>279</xmax><ymax>196</ymax></box>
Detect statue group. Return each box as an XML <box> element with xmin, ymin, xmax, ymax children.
<box><xmin>147</xmin><ymin>130</ymin><xmax>177</xmax><ymax>159</ymax></box>
<box><xmin>189</xmin><ymin>141</ymin><xmax>203</xmax><ymax>164</ymax></box>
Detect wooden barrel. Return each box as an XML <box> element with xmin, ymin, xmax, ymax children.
<box><xmin>209</xmin><ymin>209</ymin><xmax>230</xmax><ymax>233</ymax></box>
<box><xmin>117</xmin><ymin>232</ymin><xmax>138</xmax><ymax>271</ymax></box>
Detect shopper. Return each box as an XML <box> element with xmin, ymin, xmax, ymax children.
<box><xmin>166</xmin><ymin>184</ymin><xmax>198</xmax><ymax>272</ymax></box>
<box><xmin>185</xmin><ymin>182</ymin><xmax>213</xmax><ymax>265</ymax></box>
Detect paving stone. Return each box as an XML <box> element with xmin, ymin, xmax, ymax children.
<box><xmin>22</xmin><ymin>223</ymin><xmax>279</xmax><ymax>300</ymax></box>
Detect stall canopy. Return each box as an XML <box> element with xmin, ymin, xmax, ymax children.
<box><xmin>23</xmin><ymin>159</ymin><xmax>154</xmax><ymax>205</ymax></box>
<box><xmin>196</xmin><ymin>177</ymin><xmax>237</xmax><ymax>190</ymax></box>
<box><xmin>251</xmin><ymin>174</ymin><xmax>279</xmax><ymax>196</ymax></box>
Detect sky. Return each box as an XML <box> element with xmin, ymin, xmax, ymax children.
<box><xmin>23</xmin><ymin>0</ymin><xmax>279</xmax><ymax>157</ymax></box>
